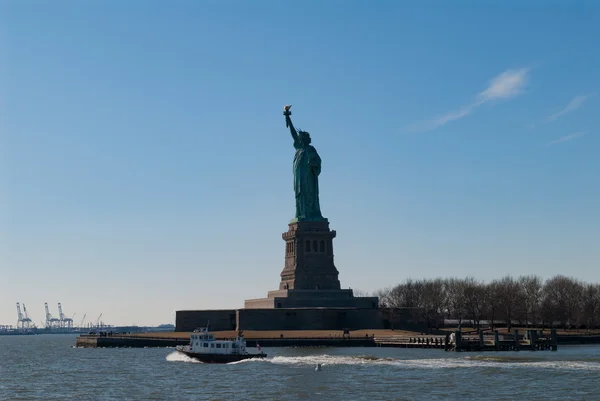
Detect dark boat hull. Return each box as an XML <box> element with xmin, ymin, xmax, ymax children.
<box><xmin>178</xmin><ymin>350</ymin><xmax>267</xmax><ymax>364</ymax></box>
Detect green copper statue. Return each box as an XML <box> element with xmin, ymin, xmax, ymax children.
<box><xmin>283</xmin><ymin>105</ymin><xmax>326</xmax><ymax>222</ymax></box>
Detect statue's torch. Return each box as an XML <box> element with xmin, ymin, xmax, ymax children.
<box><xmin>283</xmin><ymin>104</ymin><xmax>292</xmax><ymax>127</ymax></box>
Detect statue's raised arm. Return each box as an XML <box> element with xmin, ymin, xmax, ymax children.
<box><xmin>283</xmin><ymin>105</ymin><xmax>299</xmax><ymax>146</ymax></box>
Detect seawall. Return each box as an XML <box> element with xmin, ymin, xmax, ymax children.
<box><xmin>75</xmin><ymin>333</ymin><xmax>375</xmax><ymax>348</ymax></box>
<box><xmin>75</xmin><ymin>332</ymin><xmax>600</xmax><ymax>349</ymax></box>
<box><xmin>176</xmin><ymin>307</ymin><xmax>425</xmax><ymax>332</ymax></box>
<box><xmin>76</xmin><ymin>334</ymin><xmax>188</xmax><ymax>348</ymax></box>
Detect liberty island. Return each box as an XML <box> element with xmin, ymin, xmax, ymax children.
<box><xmin>175</xmin><ymin>106</ymin><xmax>390</xmax><ymax>331</ymax></box>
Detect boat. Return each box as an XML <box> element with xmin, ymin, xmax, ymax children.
<box><xmin>175</xmin><ymin>327</ymin><xmax>267</xmax><ymax>363</ymax></box>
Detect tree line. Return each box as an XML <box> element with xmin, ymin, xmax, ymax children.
<box><xmin>366</xmin><ymin>275</ymin><xmax>600</xmax><ymax>330</ymax></box>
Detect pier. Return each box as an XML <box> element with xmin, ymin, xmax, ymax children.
<box><xmin>446</xmin><ymin>329</ymin><xmax>558</xmax><ymax>352</ymax></box>
<box><xmin>375</xmin><ymin>329</ymin><xmax>558</xmax><ymax>351</ymax></box>
<box><xmin>374</xmin><ymin>335</ymin><xmax>447</xmax><ymax>349</ymax></box>
<box><xmin>75</xmin><ymin>328</ymin><xmax>568</xmax><ymax>350</ymax></box>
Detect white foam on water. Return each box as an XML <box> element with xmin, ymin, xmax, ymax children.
<box><xmin>227</xmin><ymin>358</ymin><xmax>269</xmax><ymax>365</ymax></box>
<box><xmin>518</xmin><ymin>361</ymin><xmax>600</xmax><ymax>371</ymax></box>
<box><xmin>399</xmin><ymin>358</ymin><xmax>600</xmax><ymax>371</ymax></box>
<box><xmin>165</xmin><ymin>351</ymin><xmax>202</xmax><ymax>363</ymax></box>
<box><xmin>269</xmin><ymin>355</ymin><xmax>405</xmax><ymax>367</ymax></box>
<box><xmin>464</xmin><ymin>355</ymin><xmax>600</xmax><ymax>371</ymax></box>
<box><xmin>163</xmin><ymin>352</ymin><xmax>600</xmax><ymax>371</ymax></box>
<box><xmin>263</xmin><ymin>355</ymin><xmax>600</xmax><ymax>371</ymax></box>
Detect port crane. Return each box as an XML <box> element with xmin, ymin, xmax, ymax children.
<box><xmin>16</xmin><ymin>303</ymin><xmax>23</xmax><ymax>329</ymax></box>
<box><xmin>45</xmin><ymin>302</ymin><xmax>60</xmax><ymax>329</ymax></box>
<box><xmin>95</xmin><ymin>313</ymin><xmax>103</xmax><ymax>329</ymax></box>
<box><xmin>16</xmin><ymin>302</ymin><xmax>34</xmax><ymax>329</ymax></box>
<box><xmin>58</xmin><ymin>303</ymin><xmax>74</xmax><ymax>329</ymax></box>
<box><xmin>22</xmin><ymin>303</ymin><xmax>35</xmax><ymax>329</ymax></box>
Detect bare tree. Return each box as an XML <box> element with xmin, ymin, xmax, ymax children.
<box><xmin>386</xmin><ymin>284</ymin><xmax>408</xmax><ymax>308</ymax></box>
<box><xmin>581</xmin><ymin>284</ymin><xmax>600</xmax><ymax>329</ymax></box>
<box><xmin>445</xmin><ymin>278</ymin><xmax>467</xmax><ymax>326</ymax></box>
<box><xmin>485</xmin><ymin>281</ymin><xmax>501</xmax><ymax>330</ymax></box>
<box><xmin>403</xmin><ymin>279</ymin><xmax>425</xmax><ymax>308</ymax></box>
<box><xmin>373</xmin><ymin>274</ymin><xmax>599</xmax><ymax>331</ymax></box>
<box><xmin>495</xmin><ymin>276</ymin><xmax>523</xmax><ymax>331</ymax></box>
<box><xmin>519</xmin><ymin>275</ymin><xmax>543</xmax><ymax>327</ymax></box>
<box><xmin>373</xmin><ymin>287</ymin><xmax>395</xmax><ymax>308</ymax></box>
<box><xmin>421</xmin><ymin>278</ymin><xmax>446</xmax><ymax>329</ymax></box>
<box><xmin>543</xmin><ymin>275</ymin><xmax>584</xmax><ymax>329</ymax></box>
<box><xmin>565</xmin><ymin>279</ymin><xmax>585</xmax><ymax>328</ymax></box>
<box><xmin>373</xmin><ymin>287</ymin><xmax>403</xmax><ymax>330</ymax></box>
<box><xmin>463</xmin><ymin>277</ymin><xmax>486</xmax><ymax>330</ymax></box>
<box><xmin>352</xmin><ymin>289</ymin><xmax>370</xmax><ymax>297</ymax></box>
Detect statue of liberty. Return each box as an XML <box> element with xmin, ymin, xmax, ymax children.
<box><xmin>283</xmin><ymin>105</ymin><xmax>326</xmax><ymax>222</ymax></box>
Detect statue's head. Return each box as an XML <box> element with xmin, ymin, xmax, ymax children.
<box><xmin>299</xmin><ymin>130</ymin><xmax>311</xmax><ymax>145</ymax></box>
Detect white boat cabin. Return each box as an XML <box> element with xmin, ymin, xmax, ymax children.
<box><xmin>188</xmin><ymin>328</ymin><xmax>247</xmax><ymax>355</ymax></box>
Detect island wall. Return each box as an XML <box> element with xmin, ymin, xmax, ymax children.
<box><xmin>175</xmin><ymin>307</ymin><xmax>427</xmax><ymax>332</ymax></box>
<box><xmin>175</xmin><ymin>309</ymin><xmax>237</xmax><ymax>331</ymax></box>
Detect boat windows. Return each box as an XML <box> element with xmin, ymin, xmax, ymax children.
<box><xmin>203</xmin><ymin>342</ymin><xmax>208</xmax><ymax>347</ymax></box>
<box><xmin>210</xmin><ymin>343</ymin><xmax>214</xmax><ymax>348</ymax></box>
<box><xmin>216</xmin><ymin>344</ymin><xmax>221</xmax><ymax>348</ymax></box>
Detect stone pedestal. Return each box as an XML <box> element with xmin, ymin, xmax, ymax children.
<box><xmin>244</xmin><ymin>220</ymin><xmax>379</xmax><ymax>309</ymax></box>
<box><xmin>279</xmin><ymin>220</ymin><xmax>340</xmax><ymax>290</ymax></box>
<box><xmin>244</xmin><ymin>289</ymin><xmax>379</xmax><ymax>309</ymax></box>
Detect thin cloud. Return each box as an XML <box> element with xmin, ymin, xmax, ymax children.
<box><xmin>546</xmin><ymin>131</ymin><xmax>587</xmax><ymax>146</ymax></box>
<box><xmin>411</xmin><ymin>103</ymin><xmax>479</xmax><ymax>132</ymax></box>
<box><xmin>407</xmin><ymin>68</ymin><xmax>529</xmax><ymax>132</ymax></box>
<box><xmin>478</xmin><ymin>68</ymin><xmax>530</xmax><ymax>101</ymax></box>
<box><xmin>547</xmin><ymin>93</ymin><xmax>596</xmax><ymax>122</ymax></box>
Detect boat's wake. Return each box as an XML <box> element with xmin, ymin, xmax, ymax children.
<box><xmin>165</xmin><ymin>352</ymin><xmax>600</xmax><ymax>371</ymax></box>
<box><xmin>166</xmin><ymin>351</ymin><xmax>201</xmax><ymax>363</ymax></box>
<box><xmin>270</xmin><ymin>355</ymin><xmax>600</xmax><ymax>371</ymax></box>
<box><xmin>466</xmin><ymin>354</ymin><xmax>600</xmax><ymax>364</ymax></box>
<box><xmin>269</xmin><ymin>355</ymin><xmax>400</xmax><ymax>367</ymax></box>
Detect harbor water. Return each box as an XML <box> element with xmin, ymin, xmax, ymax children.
<box><xmin>1</xmin><ymin>334</ymin><xmax>599</xmax><ymax>400</ymax></box>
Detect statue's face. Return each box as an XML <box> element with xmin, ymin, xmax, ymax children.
<box><xmin>302</xmin><ymin>132</ymin><xmax>311</xmax><ymax>144</ymax></box>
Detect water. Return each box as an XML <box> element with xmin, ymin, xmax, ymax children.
<box><xmin>1</xmin><ymin>335</ymin><xmax>599</xmax><ymax>400</ymax></box>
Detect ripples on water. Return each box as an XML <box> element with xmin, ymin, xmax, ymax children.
<box><xmin>1</xmin><ymin>335</ymin><xmax>599</xmax><ymax>400</ymax></box>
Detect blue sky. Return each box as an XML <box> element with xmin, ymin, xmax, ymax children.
<box><xmin>1</xmin><ymin>1</ymin><xmax>599</xmax><ymax>326</ymax></box>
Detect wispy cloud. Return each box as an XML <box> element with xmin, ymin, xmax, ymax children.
<box><xmin>407</xmin><ymin>68</ymin><xmax>529</xmax><ymax>132</ymax></box>
<box><xmin>477</xmin><ymin>69</ymin><xmax>530</xmax><ymax>102</ymax></box>
<box><xmin>546</xmin><ymin>131</ymin><xmax>588</xmax><ymax>146</ymax></box>
<box><xmin>547</xmin><ymin>93</ymin><xmax>596</xmax><ymax>122</ymax></box>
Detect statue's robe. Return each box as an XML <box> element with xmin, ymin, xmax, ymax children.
<box><xmin>293</xmin><ymin>139</ymin><xmax>323</xmax><ymax>220</ymax></box>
